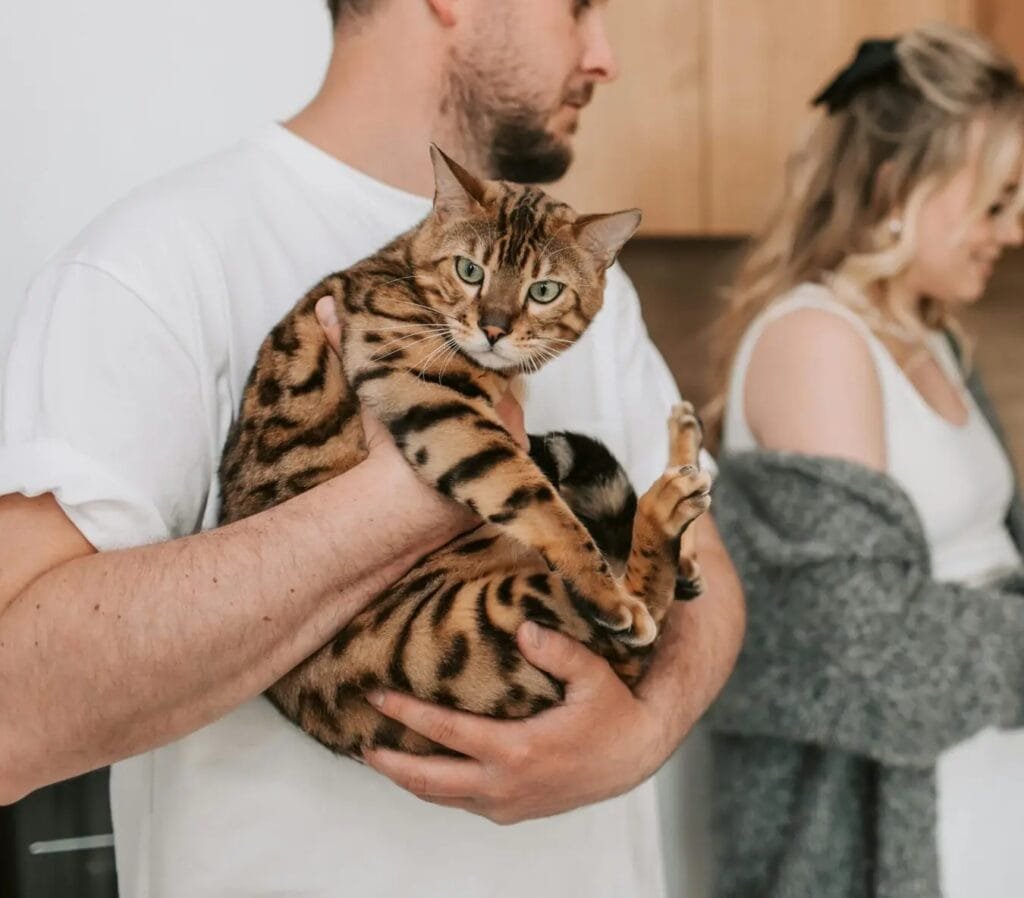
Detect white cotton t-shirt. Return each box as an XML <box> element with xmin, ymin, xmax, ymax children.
<box><xmin>0</xmin><ymin>124</ymin><xmax>695</xmax><ymax>898</ymax></box>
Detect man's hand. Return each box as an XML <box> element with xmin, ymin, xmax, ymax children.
<box><xmin>362</xmin><ymin>621</ymin><xmax>664</xmax><ymax>825</ymax></box>
<box><xmin>361</xmin><ymin>514</ymin><xmax>745</xmax><ymax>824</ymax></box>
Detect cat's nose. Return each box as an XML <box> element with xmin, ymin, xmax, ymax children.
<box><xmin>482</xmin><ymin>326</ymin><xmax>507</xmax><ymax>346</ymax></box>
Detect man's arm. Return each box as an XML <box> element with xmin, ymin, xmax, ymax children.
<box><xmin>358</xmin><ymin>513</ymin><xmax>745</xmax><ymax>824</ymax></box>
<box><xmin>0</xmin><ymin>416</ymin><xmax>474</xmax><ymax>805</ymax></box>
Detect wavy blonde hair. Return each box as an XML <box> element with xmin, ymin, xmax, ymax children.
<box><xmin>705</xmin><ymin>23</ymin><xmax>1024</xmax><ymax>449</ymax></box>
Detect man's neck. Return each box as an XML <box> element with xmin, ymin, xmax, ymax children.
<box><xmin>285</xmin><ymin>20</ymin><xmax>485</xmax><ymax>197</ymax></box>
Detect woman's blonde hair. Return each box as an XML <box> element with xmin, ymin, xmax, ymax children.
<box><xmin>705</xmin><ymin>23</ymin><xmax>1024</xmax><ymax>449</ymax></box>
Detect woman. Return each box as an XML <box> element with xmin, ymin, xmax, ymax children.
<box><xmin>705</xmin><ymin>23</ymin><xmax>1024</xmax><ymax>898</ymax></box>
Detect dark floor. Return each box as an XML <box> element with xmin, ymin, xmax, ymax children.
<box><xmin>622</xmin><ymin>238</ymin><xmax>1024</xmax><ymax>479</ymax></box>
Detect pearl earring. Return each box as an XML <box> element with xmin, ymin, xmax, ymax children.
<box><xmin>888</xmin><ymin>218</ymin><xmax>904</xmax><ymax>238</ymax></box>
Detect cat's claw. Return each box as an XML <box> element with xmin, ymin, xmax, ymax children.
<box><xmin>592</xmin><ymin>599</ymin><xmax>658</xmax><ymax>647</ymax></box>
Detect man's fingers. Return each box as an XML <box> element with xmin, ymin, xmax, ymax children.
<box><xmin>315</xmin><ymin>295</ymin><xmax>343</xmax><ymax>356</ymax></box>
<box><xmin>516</xmin><ymin>622</ymin><xmax>612</xmax><ymax>696</ymax></box>
<box><xmin>367</xmin><ymin>689</ymin><xmax>504</xmax><ymax>758</ymax></box>
<box><xmin>362</xmin><ymin>747</ymin><xmax>485</xmax><ymax>799</ymax></box>
<box><xmin>494</xmin><ymin>391</ymin><xmax>529</xmax><ymax>449</ymax></box>
<box><xmin>358</xmin><ymin>405</ymin><xmax>394</xmax><ymax>454</ymax></box>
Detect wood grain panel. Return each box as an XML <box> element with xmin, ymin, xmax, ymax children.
<box><xmin>554</xmin><ymin>0</ymin><xmax>702</xmax><ymax>235</ymax></box>
<box><xmin>975</xmin><ymin>0</ymin><xmax>1024</xmax><ymax>67</ymax></box>
<box><xmin>706</xmin><ymin>0</ymin><xmax>976</xmax><ymax>235</ymax></box>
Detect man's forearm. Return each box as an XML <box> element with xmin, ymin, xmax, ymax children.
<box><xmin>636</xmin><ymin>514</ymin><xmax>746</xmax><ymax>761</ymax></box>
<box><xmin>0</xmin><ymin>455</ymin><xmax>459</xmax><ymax>802</ymax></box>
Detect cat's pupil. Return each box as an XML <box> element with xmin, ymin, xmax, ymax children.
<box><xmin>456</xmin><ymin>256</ymin><xmax>484</xmax><ymax>285</ymax></box>
<box><xmin>529</xmin><ymin>280</ymin><xmax>564</xmax><ymax>304</ymax></box>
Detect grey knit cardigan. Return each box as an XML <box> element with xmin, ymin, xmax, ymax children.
<box><xmin>707</xmin><ymin>376</ymin><xmax>1024</xmax><ymax>898</ymax></box>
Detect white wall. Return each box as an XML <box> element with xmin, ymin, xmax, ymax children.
<box><xmin>0</xmin><ymin>0</ymin><xmax>332</xmax><ymax>371</ymax></box>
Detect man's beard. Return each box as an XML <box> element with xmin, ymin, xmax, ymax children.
<box><xmin>443</xmin><ymin>62</ymin><xmax>582</xmax><ymax>185</ymax></box>
<box><xmin>489</xmin><ymin>116</ymin><xmax>572</xmax><ymax>184</ymax></box>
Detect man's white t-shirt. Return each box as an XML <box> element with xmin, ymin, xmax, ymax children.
<box><xmin>1</xmin><ymin>124</ymin><xmax>693</xmax><ymax>898</ymax></box>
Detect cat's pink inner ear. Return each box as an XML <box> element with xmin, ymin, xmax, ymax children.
<box><xmin>429</xmin><ymin>145</ymin><xmax>488</xmax><ymax>220</ymax></box>
<box><xmin>573</xmin><ymin>209</ymin><xmax>643</xmax><ymax>270</ymax></box>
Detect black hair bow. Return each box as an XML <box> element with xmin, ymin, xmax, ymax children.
<box><xmin>812</xmin><ymin>38</ymin><xmax>901</xmax><ymax>113</ymax></box>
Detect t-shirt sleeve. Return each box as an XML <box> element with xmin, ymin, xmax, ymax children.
<box><xmin>1</xmin><ymin>261</ymin><xmax>214</xmax><ymax>549</ymax></box>
<box><xmin>608</xmin><ymin>266</ymin><xmax>717</xmax><ymax>478</ymax></box>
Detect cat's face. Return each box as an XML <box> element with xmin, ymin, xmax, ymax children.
<box><xmin>411</xmin><ymin>147</ymin><xmax>640</xmax><ymax>374</ymax></box>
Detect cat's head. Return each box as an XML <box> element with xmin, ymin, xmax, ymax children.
<box><xmin>409</xmin><ymin>146</ymin><xmax>641</xmax><ymax>374</ymax></box>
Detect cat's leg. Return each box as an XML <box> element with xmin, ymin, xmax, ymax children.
<box><xmin>345</xmin><ymin>346</ymin><xmax>659</xmax><ymax>646</ymax></box>
<box><xmin>620</xmin><ymin>403</ymin><xmax>711</xmax><ymax>627</ymax></box>
<box><xmin>666</xmin><ymin>402</ymin><xmax>709</xmax><ymax>600</ymax></box>
<box><xmin>528</xmin><ymin>431</ymin><xmax>637</xmax><ymax>573</ymax></box>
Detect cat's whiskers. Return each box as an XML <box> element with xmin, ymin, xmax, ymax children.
<box><xmin>371</xmin><ymin>330</ymin><xmax>448</xmax><ymax>362</ymax></box>
<box><xmin>541</xmin><ymin>245</ymin><xmax>579</xmax><ymax>264</ymax></box>
<box><xmin>345</xmin><ymin>323</ymin><xmax>450</xmax><ymax>337</ymax></box>
<box><xmin>466</xmin><ymin>221</ymin><xmax>492</xmax><ymax>248</ymax></box>
<box><xmin>540</xmin><ymin>336</ymin><xmax>576</xmax><ymax>347</ymax></box>
<box><xmin>537</xmin><ymin>231</ymin><xmax>558</xmax><ymax>260</ymax></box>
<box><xmin>373</xmin><ymin>273</ymin><xmax>422</xmax><ymax>290</ymax></box>
<box><xmin>385</xmin><ymin>296</ymin><xmax>463</xmax><ymax>327</ymax></box>
<box><xmin>436</xmin><ymin>339</ymin><xmax>462</xmax><ymax>382</ymax></box>
<box><xmin>517</xmin><ymin>340</ymin><xmax>563</xmax><ymax>376</ymax></box>
<box><xmin>417</xmin><ymin>336</ymin><xmax>459</xmax><ymax>374</ymax></box>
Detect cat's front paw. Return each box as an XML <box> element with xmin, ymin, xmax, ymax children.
<box><xmin>640</xmin><ymin>465</ymin><xmax>712</xmax><ymax>539</ymax></box>
<box><xmin>668</xmin><ymin>402</ymin><xmax>704</xmax><ymax>468</ymax></box>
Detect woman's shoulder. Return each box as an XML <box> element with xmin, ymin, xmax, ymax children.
<box><xmin>742</xmin><ymin>281</ymin><xmax>886</xmax><ymax>468</ymax></box>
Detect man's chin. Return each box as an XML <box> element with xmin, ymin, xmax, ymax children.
<box><xmin>490</xmin><ymin>123</ymin><xmax>573</xmax><ymax>184</ymax></box>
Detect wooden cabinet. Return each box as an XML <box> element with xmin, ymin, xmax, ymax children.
<box><xmin>557</xmin><ymin>0</ymin><xmax>999</xmax><ymax>236</ymax></box>
<box><xmin>554</xmin><ymin>0</ymin><xmax>703</xmax><ymax>233</ymax></box>
<box><xmin>706</xmin><ymin>0</ymin><xmax>975</xmax><ymax>233</ymax></box>
<box><xmin>976</xmin><ymin>0</ymin><xmax>1024</xmax><ymax>68</ymax></box>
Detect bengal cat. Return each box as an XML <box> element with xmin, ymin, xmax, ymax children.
<box><xmin>219</xmin><ymin>147</ymin><xmax>712</xmax><ymax>756</ymax></box>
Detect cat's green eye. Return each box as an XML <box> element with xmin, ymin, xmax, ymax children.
<box><xmin>455</xmin><ymin>257</ymin><xmax>485</xmax><ymax>286</ymax></box>
<box><xmin>528</xmin><ymin>280</ymin><xmax>565</xmax><ymax>304</ymax></box>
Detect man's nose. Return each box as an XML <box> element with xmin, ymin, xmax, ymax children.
<box><xmin>581</xmin><ymin>8</ymin><xmax>619</xmax><ymax>84</ymax></box>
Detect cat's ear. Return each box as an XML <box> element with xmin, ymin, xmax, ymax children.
<box><xmin>573</xmin><ymin>209</ymin><xmax>642</xmax><ymax>270</ymax></box>
<box><xmin>429</xmin><ymin>145</ymin><xmax>488</xmax><ymax>221</ymax></box>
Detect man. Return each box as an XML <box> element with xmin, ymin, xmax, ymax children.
<box><xmin>0</xmin><ymin>1</ymin><xmax>744</xmax><ymax>895</ymax></box>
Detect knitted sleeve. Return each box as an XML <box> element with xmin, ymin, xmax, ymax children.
<box><xmin>707</xmin><ymin>451</ymin><xmax>1024</xmax><ymax>768</ymax></box>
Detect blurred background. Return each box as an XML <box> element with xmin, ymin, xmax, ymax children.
<box><xmin>1</xmin><ymin>1</ymin><xmax>1021</xmax><ymax>896</ymax></box>
<box><xmin>557</xmin><ymin>0</ymin><xmax>1024</xmax><ymax>481</ymax></box>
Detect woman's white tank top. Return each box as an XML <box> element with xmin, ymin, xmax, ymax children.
<box><xmin>722</xmin><ymin>282</ymin><xmax>1021</xmax><ymax>586</ymax></box>
<box><xmin>721</xmin><ymin>282</ymin><xmax>1024</xmax><ymax>898</ymax></box>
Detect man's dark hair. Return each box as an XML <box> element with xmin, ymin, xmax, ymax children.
<box><xmin>326</xmin><ymin>0</ymin><xmax>379</xmax><ymax>26</ymax></box>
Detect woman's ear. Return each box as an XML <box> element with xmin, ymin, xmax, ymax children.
<box><xmin>874</xmin><ymin>160</ymin><xmax>900</xmax><ymax>213</ymax></box>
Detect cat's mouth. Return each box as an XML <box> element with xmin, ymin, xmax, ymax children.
<box><xmin>462</xmin><ymin>343</ymin><xmax>521</xmax><ymax>371</ymax></box>
<box><xmin>450</xmin><ymin>332</ymin><xmax>524</xmax><ymax>372</ymax></box>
